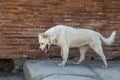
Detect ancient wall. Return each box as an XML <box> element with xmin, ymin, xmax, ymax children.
<box><xmin>0</xmin><ymin>0</ymin><xmax>120</xmax><ymax>60</ymax></box>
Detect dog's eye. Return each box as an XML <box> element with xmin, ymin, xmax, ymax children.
<box><xmin>40</xmin><ymin>43</ymin><xmax>44</xmax><ymax>45</ymax></box>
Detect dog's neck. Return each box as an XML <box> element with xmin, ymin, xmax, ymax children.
<box><xmin>49</xmin><ymin>37</ymin><xmax>57</xmax><ymax>45</ymax></box>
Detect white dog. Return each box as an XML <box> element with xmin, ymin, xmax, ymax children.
<box><xmin>38</xmin><ymin>25</ymin><xmax>116</xmax><ymax>68</ymax></box>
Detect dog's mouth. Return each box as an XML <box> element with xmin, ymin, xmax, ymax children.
<box><xmin>43</xmin><ymin>44</ymin><xmax>49</xmax><ymax>54</ymax></box>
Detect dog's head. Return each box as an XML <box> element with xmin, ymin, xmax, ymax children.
<box><xmin>38</xmin><ymin>33</ymin><xmax>50</xmax><ymax>53</ymax></box>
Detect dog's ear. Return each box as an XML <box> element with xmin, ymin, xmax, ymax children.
<box><xmin>42</xmin><ymin>34</ymin><xmax>48</xmax><ymax>38</ymax></box>
<box><xmin>38</xmin><ymin>33</ymin><xmax>48</xmax><ymax>38</ymax></box>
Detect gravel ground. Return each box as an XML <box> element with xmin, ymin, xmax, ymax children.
<box><xmin>0</xmin><ymin>71</ymin><xmax>26</xmax><ymax>80</ymax></box>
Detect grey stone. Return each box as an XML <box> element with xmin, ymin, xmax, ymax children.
<box><xmin>23</xmin><ymin>59</ymin><xmax>95</xmax><ymax>80</ymax></box>
<box><xmin>23</xmin><ymin>59</ymin><xmax>120</xmax><ymax>80</ymax></box>
<box><xmin>0</xmin><ymin>72</ymin><xmax>25</xmax><ymax>80</ymax></box>
<box><xmin>43</xmin><ymin>75</ymin><xmax>94</xmax><ymax>80</ymax></box>
<box><xmin>85</xmin><ymin>61</ymin><xmax>120</xmax><ymax>80</ymax></box>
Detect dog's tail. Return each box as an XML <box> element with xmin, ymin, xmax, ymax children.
<box><xmin>98</xmin><ymin>31</ymin><xmax>116</xmax><ymax>46</ymax></box>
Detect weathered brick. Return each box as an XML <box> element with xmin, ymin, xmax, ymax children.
<box><xmin>0</xmin><ymin>0</ymin><xmax>119</xmax><ymax>60</ymax></box>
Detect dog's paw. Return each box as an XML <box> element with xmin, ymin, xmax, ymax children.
<box><xmin>101</xmin><ymin>66</ymin><xmax>108</xmax><ymax>69</ymax></box>
<box><xmin>58</xmin><ymin>63</ymin><xmax>65</xmax><ymax>67</ymax></box>
<box><xmin>73</xmin><ymin>61</ymin><xmax>81</xmax><ymax>65</ymax></box>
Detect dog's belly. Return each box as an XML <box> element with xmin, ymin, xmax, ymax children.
<box><xmin>69</xmin><ymin>40</ymin><xmax>88</xmax><ymax>48</ymax></box>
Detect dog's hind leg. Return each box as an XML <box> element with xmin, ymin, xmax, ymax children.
<box><xmin>74</xmin><ymin>46</ymin><xmax>88</xmax><ymax>64</ymax></box>
<box><xmin>90</xmin><ymin>42</ymin><xmax>108</xmax><ymax>68</ymax></box>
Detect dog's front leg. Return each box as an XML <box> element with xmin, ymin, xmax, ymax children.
<box><xmin>59</xmin><ymin>47</ymin><xmax>69</xmax><ymax>66</ymax></box>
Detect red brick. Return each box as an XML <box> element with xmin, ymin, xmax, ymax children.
<box><xmin>0</xmin><ymin>0</ymin><xmax>119</xmax><ymax>60</ymax></box>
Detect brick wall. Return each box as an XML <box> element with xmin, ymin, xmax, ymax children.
<box><xmin>0</xmin><ymin>0</ymin><xmax>120</xmax><ymax>60</ymax></box>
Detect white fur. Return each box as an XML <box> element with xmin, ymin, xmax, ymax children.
<box><xmin>38</xmin><ymin>25</ymin><xmax>116</xmax><ymax>68</ymax></box>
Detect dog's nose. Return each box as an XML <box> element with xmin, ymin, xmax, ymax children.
<box><xmin>39</xmin><ymin>46</ymin><xmax>42</xmax><ymax>50</ymax></box>
<box><xmin>39</xmin><ymin>47</ymin><xmax>44</xmax><ymax>51</ymax></box>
